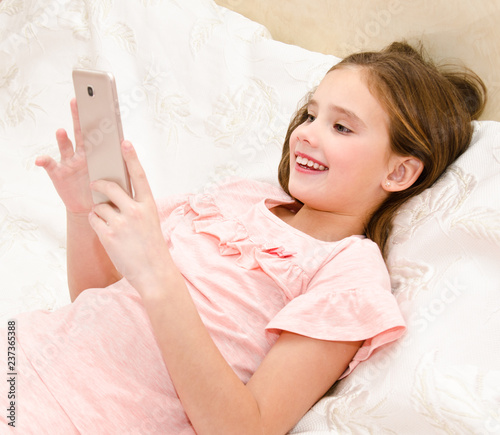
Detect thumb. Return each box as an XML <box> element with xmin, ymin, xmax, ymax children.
<box><xmin>35</xmin><ymin>156</ymin><xmax>57</xmax><ymax>172</ymax></box>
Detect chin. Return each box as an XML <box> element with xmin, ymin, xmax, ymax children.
<box><xmin>287</xmin><ymin>181</ymin><xmax>309</xmax><ymax>204</ymax></box>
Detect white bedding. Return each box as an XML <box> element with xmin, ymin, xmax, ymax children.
<box><xmin>1</xmin><ymin>0</ymin><xmax>499</xmax><ymax>433</ymax></box>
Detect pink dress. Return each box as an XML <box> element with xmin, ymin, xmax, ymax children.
<box><xmin>2</xmin><ymin>178</ymin><xmax>405</xmax><ymax>434</ymax></box>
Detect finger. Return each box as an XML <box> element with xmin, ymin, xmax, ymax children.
<box><xmin>35</xmin><ymin>156</ymin><xmax>68</xmax><ymax>190</ymax></box>
<box><xmin>35</xmin><ymin>155</ymin><xmax>57</xmax><ymax>171</ymax></box>
<box><xmin>88</xmin><ymin>209</ymin><xmax>111</xmax><ymax>239</ymax></box>
<box><xmin>55</xmin><ymin>128</ymin><xmax>75</xmax><ymax>160</ymax></box>
<box><xmin>71</xmin><ymin>98</ymin><xmax>85</xmax><ymax>154</ymax></box>
<box><xmin>92</xmin><ymin>202</ymin><xmax>118</xmax><ymax>225</ymax></box>
<box><xmin>91</xmin><ymin>179</ymin><xmax>131</xmax><ymax>209</ymax></box>
<box><xmin>121</xmin><ymin>141</ymin><xmax>153</xmax><ymax>202</ymax></box>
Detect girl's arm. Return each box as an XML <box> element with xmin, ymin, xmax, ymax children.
<box><xmin>90</xmin><ymin>141</ymin><xmax>363</xmax><ymax>434</ymax></box>
<box><xmin>141</xmin><ymin>272</ymin><xmax>362</xmax><ymax>434</ymax></box>
<box><xmin>66</xmin><ymin>211</ymin><xmax>121</xmax><ymax>301</ymax></box>
<box><xmin>36</xmin><ymin>100</ymin><xmax>120</xmax><ymax>301</ymax></box>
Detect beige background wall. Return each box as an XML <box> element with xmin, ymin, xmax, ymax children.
<box><xmin>214</xmin><ymin>0</ymin><xmax>500</xmax><ymax>121</ymax></box>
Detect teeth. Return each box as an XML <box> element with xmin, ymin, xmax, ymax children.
<box><xmin>296</xmin><ymin>155</ymin><xmax>328</xmax><ymax>171</ymax></box>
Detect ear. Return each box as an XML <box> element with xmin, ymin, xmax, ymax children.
<box><xmin>383</xmin><ymin>156</ymin><xmax>423</xmax><ymax>192</ymax></box>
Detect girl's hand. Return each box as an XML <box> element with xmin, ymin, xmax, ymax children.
<box><xmin>88</xmin><ymin>141</ymin><xmax>172</xmax><ymax>294</ymax></box>
<box><xmin>35</xmin><ymin>99</ymin><xmax>93</xmax><ymax>215</ymax></box>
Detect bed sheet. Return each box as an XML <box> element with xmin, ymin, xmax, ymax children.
<box><xmin>1</xmin><ymin>0</ymin><xmax>499</xmax><ymax>433</ymax></box>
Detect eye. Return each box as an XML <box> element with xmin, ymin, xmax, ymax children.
<box><xmin>334</xmin><ymin>123</ymin><xmax>352</xmax><ymax>134</ymax></box>
<box><xmin>306</xmin><ymin>114</ymin><xmax>316</xmax><ymax>123</ymax></box>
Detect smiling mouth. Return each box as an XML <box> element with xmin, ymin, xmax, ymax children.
<box><xmin>295</xmin><ymin>154</ymin><xmax>329</xmax><ymax>171</ymax></box>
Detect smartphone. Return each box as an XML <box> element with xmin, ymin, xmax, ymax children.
<box><xmin>72</xmin><ymin>69</ymin><xmax>132</xmax><ymax>204</ymax></box>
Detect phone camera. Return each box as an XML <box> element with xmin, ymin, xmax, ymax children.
<box><xmin>87</xmin><ymin>86</ymin><xmax>94</xmax><ymax>97</ymax></box>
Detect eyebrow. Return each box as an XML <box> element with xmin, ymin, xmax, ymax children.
<box><xmin>307</xmin><ymin>99</ymin><xmax>367</xmax><ymax>129</ymax></box>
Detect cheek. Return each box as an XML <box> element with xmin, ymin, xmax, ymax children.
<box><xmin>324</xmin><ymin>147</ymin><xmax>357</xmax><ymax>173</ymax></box>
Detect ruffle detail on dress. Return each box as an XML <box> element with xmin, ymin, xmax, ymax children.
<box><xmin>186</xmin><ymin>193</ymin><xmax>308</xmax><ymax>300</ymax></box>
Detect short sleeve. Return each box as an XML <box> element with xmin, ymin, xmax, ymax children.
<box><xmin>265</xmin><ymin>237</ymin><xmax>406</xmax><ymax>379</ymax></box>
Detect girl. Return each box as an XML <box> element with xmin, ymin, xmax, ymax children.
<box><xmin>5</xmin><ymin>42</ymin><xmax>486</xmax><ymax>434</ymax></box>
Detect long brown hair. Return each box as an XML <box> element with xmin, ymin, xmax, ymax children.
<box><xmin>278</xmin><ymin>41</ymin><xmax>487</xmax><ymax>257</ymax></box>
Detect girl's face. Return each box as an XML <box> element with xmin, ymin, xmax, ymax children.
<box><xmin>288</xmin><ymin>67</ymin><xmax>394</xmax><ymax>219</ymax></box>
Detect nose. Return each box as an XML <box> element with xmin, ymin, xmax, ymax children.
<box><xmin>295</xmin><ymin>119</ymin><xmax>320</xmax><ymax>148</ymax></box>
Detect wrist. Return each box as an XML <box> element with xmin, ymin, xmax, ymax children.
<box><xmin>67</xmin><ymin>209</ymin><xmax>92</xmax><ymax>221</ymax></box>
<box><xmin>140</xmin><ymin>265</ymin><xmax>186</xmax><ymax>307</ymax></box>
